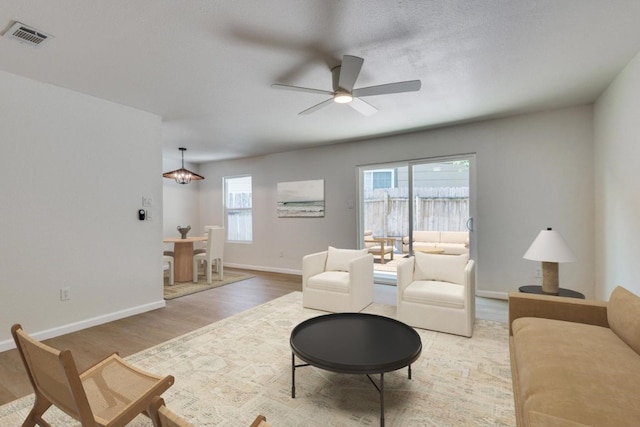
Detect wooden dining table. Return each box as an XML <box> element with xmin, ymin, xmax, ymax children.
<box><xmin>163</xmin><ymin>236</ymin><xmax>207</xmax><ymax>282</ymax></box>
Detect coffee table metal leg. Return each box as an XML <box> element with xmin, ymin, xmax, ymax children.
<box><xmin>380</xmin><ymin>372</ymin><xmax>385</xmax><ymax>427</ymax></box>
<box><xmin>366</xmin><ymin>373</ymin><xmax>385</xmax><ymax>427</ymax></box>
<box><xmin>291</xmin><ymin>354</ymin><xmax>311</xmax><ymax>399</ymax></box>
<box><xmin>291</xmin><ymin>353</ymin><xmax>296</xmax><ymax>398</ymax></box>
<box><xmin>408</xmin><ymin>364</ymin><xmax>412</xmax><ymax>379</ymax></box>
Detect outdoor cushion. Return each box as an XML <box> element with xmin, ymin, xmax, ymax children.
<box><xmin>440</xmin><ymin>231</ymin><xmax>468</xmax><ymax>244</ymax></box>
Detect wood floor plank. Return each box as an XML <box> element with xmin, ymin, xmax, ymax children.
<box><xmin>0</xmin><ymin>268</ymin><xmax>301</xmax><ymax>405</ymax></box>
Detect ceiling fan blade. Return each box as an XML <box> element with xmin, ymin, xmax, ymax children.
<box><xmin>349</xmin><ymin>97</ymin><xmax>378</xmax><ymax>116</ymax></box>
<box><xmin>271</xmin><ymin>84</ymin><xmax>333</xmax><ymax>96</ymax></box>
<box><xmin>352</xmin><ymin>80</ymin><xmax>421</xmax><ymax>97</ymax></box>
<box><xmin>299</xmin><ymin>98</ymin><xmax>334</xmax><ymax>115</ymax></box>
<box><xmin>337</xmin><ymin>55</ymin><xmax>364</xmax><ymax>91</ymax></box>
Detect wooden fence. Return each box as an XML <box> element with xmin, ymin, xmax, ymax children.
<box><xmin>364</xmin><ymin>187</ymin><xmax>469</xmax><ymax>237</ymax></box>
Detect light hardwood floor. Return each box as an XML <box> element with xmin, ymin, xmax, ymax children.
<box><xmin>0</xmin><ymin>268</ymin><xmax>507</xmax><ymax>406</ymax></box>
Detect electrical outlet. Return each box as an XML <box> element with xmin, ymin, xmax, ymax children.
<box><xmin>279</xmin><ymin>251</ymin><xmax>284</xmax><ymax>258</ymax></box>
<box><xmin>60</xmin><ymin>287</ymin><xmax>70</xmax><ymax>301</ymax></box>
<box><xmin>535</xmin><ymin>268</ymin><xmax>542</xmax><ymax>278</ymax></box>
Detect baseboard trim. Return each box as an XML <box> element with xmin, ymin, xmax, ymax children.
<box><xmin>0</xmin><ymin>300</ymin><xmax>166</xmax><ymax>352</ymax></box>
<box><xmin>476</xmin><ymin>289</ymin><xmax>509</xmax><ymax>300</ymax></box>
<box><xmin>225</xmin><ymin>262</ymin><xmax>302</xmax><ymax>276</ymax></box>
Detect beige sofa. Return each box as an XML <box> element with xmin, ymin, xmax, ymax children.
<box><xmin>508</xmin><ymin>286</ymin><xmax>640</xmax><ymax>426</ymax></box>
<box><xmin>402</xmin><ymin>230</ymin><xmax>469</xmax><ymax>254</ymax></box>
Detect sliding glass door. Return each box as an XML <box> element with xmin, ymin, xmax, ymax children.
<box><xmin>359</xmin><ymin>155</ymin><xmax>475</xmax><ymax>282</ymax></box>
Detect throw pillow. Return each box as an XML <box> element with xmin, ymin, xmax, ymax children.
<box><xmin>607</xmin><ymin>286</ymin><xmax>640</xmax><ymax>355</ymax></box>
<box><xmin>325</xmin><ymin>246</ymin><xmax>369</xmax><ymax>272</ymax></box>
<box><xmin>414</xmin><ymin>252</ymin><xmax>469</xmax><ymax>284</ymax></box>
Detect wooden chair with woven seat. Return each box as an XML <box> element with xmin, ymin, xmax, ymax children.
<box><xmin>149</xmin><ymin>396</ymin><xmax>194</xmax><ymax>427</ymax></box>
<box><xmin>11</xmin><ymin>323</ymin><xmax>175</xmax><ymax>427</ymax></box>
<box><xmin>250</xmin><ymin>414</ymin><xmax>271</xmax><ymax>427</ymax></box>
<box><xmin>149</xmin><ymin>396</ymin><xmax>271</xmax><ymax>427</ymax></box>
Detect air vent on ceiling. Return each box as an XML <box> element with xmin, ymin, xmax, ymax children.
<box><xmin>3</xmin><ymin>21</ymin><xmax>53</xmax><ymax>47</ymax></box>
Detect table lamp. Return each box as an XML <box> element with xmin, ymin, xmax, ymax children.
<box><xmin>523</xmin><ymin>228</ymin><xmax>576</xmax><ymax>295</ymax></box>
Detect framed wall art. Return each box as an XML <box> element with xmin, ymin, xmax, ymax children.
<box><xmin>277</xmin><ymin>179</ymin><xmax>325</xmax><ymax>218</ymax></box>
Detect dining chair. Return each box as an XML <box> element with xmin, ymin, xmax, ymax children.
<box><xmin>163</xmin><ymin>253</ymin><xmax>175</xmax><ymax>285</ymax></box>
<box><xmin>11</xmin><ymin>323</ymin><xmax>174</xmax><ymax>427</ymax></box>
<box><xmin>193</xmin><ymin>225</ymin><xmax>222</xmax><ymax>256</ymax></box>
<box><xmin>193</xmin><ymin>226</ymin><xmax>225</xmax><ymax>283</ymax></box>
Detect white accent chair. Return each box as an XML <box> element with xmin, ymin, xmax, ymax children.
<box><xmin>397</xmin><ymin>252</ymin><xmax>475</xmax><ymax>337</ymax></box>
<box><xmin>364</xmin><ymin>230</ymin><xmax>395</xmax><ymax>264</ymax></box>
<box><xmin>302</xmin><ymin>246</ymin><xmax>374</xmax><ymax>312</ymax></box>
<box><xmin>163</xmin><ymin>253</ymin><xmax>174</xmax><ymax>285</ymax></box>
<box><xmin>193</xmin><ymin>227</ymin><xmax>224</xmax><ymax>283</ymax></box>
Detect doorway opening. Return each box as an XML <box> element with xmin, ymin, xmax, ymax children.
<box><xmin>358</xmin><ymin>155</ymin><xmax>475</xmax><ymax>283</ymax></box>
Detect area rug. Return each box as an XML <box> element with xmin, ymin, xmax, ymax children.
<box><xmin>0</xmin><ymin>292</ymin><xmax>515</xmax><ymax>426</ymax></box>
<box><xmin>163</xmin><ymin>272</ymin><xmax>254</xmax><ymax>300</ymax></box>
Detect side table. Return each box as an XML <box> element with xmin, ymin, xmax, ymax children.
<box><xmin>518</xmin><ymin>285</ymin><xmax>585</xmax><ymax>299</ymax></box>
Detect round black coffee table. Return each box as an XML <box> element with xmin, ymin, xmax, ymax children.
<box><xmin>290</xmin><ymin>313</ymin><xmax>422</xmax><ymax>427</ymax></box>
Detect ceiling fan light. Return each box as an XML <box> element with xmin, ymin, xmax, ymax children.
<box><xmin>334</xmin><ymin>92</ymin><xmax>353</xmax><ymax>104</ymax></box>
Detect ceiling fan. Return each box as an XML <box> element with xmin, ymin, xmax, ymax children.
<box><xmin>272</xmin><ymin>54</ymin><xmax>421</xmax><ymax>116</ymax></box>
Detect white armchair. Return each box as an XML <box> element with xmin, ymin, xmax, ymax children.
<box><xmin>397</xmin><ymin>252</ymin><xmax>475</xmax><ymax>337</ymax></box>
<box><xmin>302</xmin><ymin>246</ymin><xmax>374</xmax><ymax>313</ymax></box>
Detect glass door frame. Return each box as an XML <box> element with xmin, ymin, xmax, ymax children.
<box><xmin>357</xmin><ymin>153</ymin><xmax>476</xmax><ymax>283</ymax></box>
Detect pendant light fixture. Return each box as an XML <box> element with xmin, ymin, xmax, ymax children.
<box><xmin>162</xmin><ymin>147</ymin><xmax>204</xmax><ymax>184</ymax></box>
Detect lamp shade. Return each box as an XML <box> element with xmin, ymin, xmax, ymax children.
<box><xmin>523</xmin><ymin>228</ymin><xmax>576</xmax><ymax>263</ymax></box>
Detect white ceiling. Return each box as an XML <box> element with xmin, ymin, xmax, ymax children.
<box><xmin>2</xmin><ymin>0</ymin><xmax>640</xmax><ymax>163</ymax></box>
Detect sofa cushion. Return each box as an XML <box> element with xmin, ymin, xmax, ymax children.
<box><xmin>512</xmin><ymin>317</ymin><xmax>640</xmax><ymax>426</ymax></box>
<box><xmin>325</xmin><ymin>246</ymin><xmax>368</xmax><ymax>272</ymax></box>
<box><xmin>440</xmin><ymin>231</ymin><xmax>468</xmax><ymax>244</ymax></box>
<box><xmin>307</xmin><ymin>271</ymin><xmax>350</xmax><ymax>293</ymax></box>
<box><xmin>607</xmin><ymin>286</ymin><xmax>640</xmax><ymax>355</ymax></box>
<box><xmin>412</xmin><ymin>230</ymin><xmax>440</xmax><ymax>242</ymax></box>
<box><xmin>403</xmin><ymin>280</ymin><xmax>465</xmax><ymax>308</ymax></box>
<box><xmin>435</xmin><ymin>242</ymin><xmax>469</xmax><ymax>255</ymax></box>
<box><xmin>414</xmin><ymin>252</ymin><xmax>468</xmax><ymax>284</ymax></box>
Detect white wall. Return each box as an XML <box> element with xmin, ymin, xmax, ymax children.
<box><xmin>162</xmin><ymin>158</ymin><xmax>202</xmax><ymax>248</ymax></box>
<box><xmin>0</xmin><ymin>71</ymin><xmax>164</xmax><ymax>350</ymax></box>
<box><xmin>594</xmin><ymin>50</ymin><xmax>640</xmax><ymax>299</ymax></box>
<box><xmin>194</xmin><ymin>106</ymin><xmax>595</xmax><ymax>298</ymax></box>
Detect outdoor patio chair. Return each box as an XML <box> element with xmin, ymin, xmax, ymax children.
<box><xmin>363</xmin><ymin>230</ymin><xmax>395</xmax><ymax>264</ymax></box>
